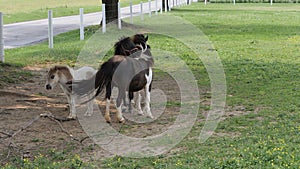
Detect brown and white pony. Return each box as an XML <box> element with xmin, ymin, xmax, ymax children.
<box><xmin>70</xmin><ymin>34</ymin><xmax>153</xmax><ymax>123</ymax></box>
<box><xmin>45</xmin><ymin>65</ymin><xmax>97</xmax><ymax>119</ymax></box>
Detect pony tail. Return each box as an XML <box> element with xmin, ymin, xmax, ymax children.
<box><xmin>71</xmin><ymin>74</ymin><xmax>96</xmax><ymax>96</ymax></box>
<box><xmin>71</xmin><ymin>61</ymin><xmax>113</xmax><ymax>99</ymax></box>
<box><xmin>93</xmin><ymin>61</ymin><xmax>114</xmax><ymax>98</ymax></box>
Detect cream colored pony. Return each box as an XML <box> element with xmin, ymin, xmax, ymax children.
<box><xmin>45</xmin><ymin>65</ymin><xmax>97</xmax><ymax>119</ymax></box>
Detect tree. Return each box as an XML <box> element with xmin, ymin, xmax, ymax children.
<box><xmin>162</xmin><ymin>0</ymin><xmax>170</xmax><ymax>12</ymax></box>
<box><xmin>101</xmin><ymin>0</ymin><xmax>119</xmax><ymax>25</ymax></box>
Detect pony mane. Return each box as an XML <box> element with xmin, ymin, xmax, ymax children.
<box><xmin>114</xmin><ymin>36</ymin><xmax>137</xmax><ymax>56</ymax></box>
<box><xmin>131</xmin><ymin>34</ymin><xmax>149</xmax><ymax>49</ymax></box>
<box><xmin>54</xmin><ymin>65</ymin><xmax>69</xmax><ymax>71</ymax></box>
<box><xmin>48</xmin><ymin>65</ymin><xmax>71</xmax><ymax>77</ymax></box>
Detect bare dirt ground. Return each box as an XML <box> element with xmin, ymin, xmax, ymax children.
<box><xmin>0</xmin><ymin>65</ymin><xmax>254</xmax><ymax>166</ymax></box>
<box><xmin>0</xmin><ymin>66</ymin><xmax>183</xmax><ymax>165</ymax></box>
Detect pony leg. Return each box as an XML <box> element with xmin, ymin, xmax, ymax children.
<box><xmin>135</xmin><ymin>91</ymin><xmax>144</xmax><ymax>115</ymax></box>
<box><xmin>128</xmin><ymin>92</ymin><xmax>134</xmax><ymax>113</ymax></box>
<box><xmin>116</xmin><ymin>89</ymin><xmax>125</xmax><ymax>123</ymax></box>
<box><xmin>85</xmin><ymin>92</ymin><xmax>94</xmax><ymax>116</ymax></box>
<box><xmin>105</xmin><ymin>98</ymin><xmax>111</xmax><ymax>123</ymax></box>
<box><xmin>121</xmin><ymin>93</ymin><xmax>128</xmax><ymax>113</ymax></box>
<box><xmin>105</xmin><ymin>84</ymin><xmax>112</xmax><ymax>123</ymax></box>
<box><xmin>144</xmin><ymin>86</ymin><xmax>153</xmax><ymax>119</ymax></box>
<box><xmin>67</xmin><ymin>95</ymin><xmax>77</xmax><ymax>119</ymax></box>
<box><xmin>144</xmin><ymin>68</ymin><xmax>153</xmax><ymax>119</ymax></box>
<box><xmin>116</xmin><ymin>105</ymin><xmax>124</xmax><ymax>123</ymax></box>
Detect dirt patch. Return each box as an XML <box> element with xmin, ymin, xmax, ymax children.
<box><xmin>0</xmin><ymin>67</ymin><xmax>106</xmax><ymax>164</ymax></box>
<box><xmin>0</xmin><ymin>66</ymin><xmax>185</xmax><ymax>165</ymax></box>
<box><xmin>0</xmin><ymin>65</ymin><xmax>262</xmax><ymax>165</ymax></box>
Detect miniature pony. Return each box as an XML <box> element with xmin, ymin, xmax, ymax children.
<box><xmin>45</xmin><ymin>65</ymin><xmax>97</xmax><ymax>119</ymax></box>
<box><xmin>71</xmin><ymin>36</ymin><xmax>154</xmax><ymax>123</ymax></box>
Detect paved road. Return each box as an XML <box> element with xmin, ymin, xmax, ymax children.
<box><xmin>3</xmin><ymin>1</ymin><xmax>162</xmax><ymax>49</ymax></box>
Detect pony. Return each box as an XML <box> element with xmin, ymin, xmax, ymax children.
<box><xmin>111</xmin><ymin>34</ymin><xmax>151</xmax><ymax>113</ymax></box>
<box><xmin>45</xmin><ymin>65</ymin><xmax>97</xmax><ymax>119</ymax></box>
<box><xmin>70</xmin><ymin>34</ymin><xmax>154</xmax><ymax>123</ymax></box>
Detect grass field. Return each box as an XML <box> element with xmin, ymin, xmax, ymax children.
<box><xmin>0</xmin><ymin>0</ymin><xmax>149</xmax><ymax>24</ymax></box>
<box><xmin>1</xmin><ymin>3</ymin><xmax>300</xmax><ymax>168</ymax></box>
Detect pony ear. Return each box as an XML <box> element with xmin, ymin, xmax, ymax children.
<box><xmin>125</xmin><ymin>50</ymin><xmax>131</xmax><ymax>56</ymax></box>
<box><xmin>136</xmin><ymin>45</ymin><xmax>143</xmax><ymax>50</ymax></box>
<box><xmin>145</xmin><ymin>35</ymin><xmax>148</xmax><ymax>42</ymax></box>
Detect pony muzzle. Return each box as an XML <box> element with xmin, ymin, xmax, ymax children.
<box><xmin>46</xmin><ymin>84</ymin><xmax>52</xmax><ymax>90</ymax></box>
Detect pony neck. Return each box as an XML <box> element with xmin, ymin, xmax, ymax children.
<box><xmin>58</xmin><ymin>66</ymin><xmax>73</xmax><ymax>84</ymax></box>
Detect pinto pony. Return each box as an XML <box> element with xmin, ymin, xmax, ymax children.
<box><xmin>45</xmin><ymin>65</ymin><xmax>97</xmax><ymax>119</ymax></box>
<box><xmin>70</xmin><ymin>34</ymin><xmax>154</xmax><ymax>123</ymax></box>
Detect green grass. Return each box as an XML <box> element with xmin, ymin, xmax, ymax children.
<box><xmin>0</xmin><ymin>0</ymin><xmax>151</xmax><ymax>24</ymax></box>
<box><xmin>209</xmin><ymin>0</ymin><xmax>298</xmax><ymax>3</ymax></box>
<box><xmin>2</xmin><ymin>3</ymin><xmax>300</xmax><ymax>168</ymax></box>
<box><xmin>3</xmin><ymin>152</ymin><xmax>94</xmax><ymax>169</ymax></box>
<box><xmin>0</xmin><ymin>63</ymin><xmax>32</xmax><ymax>88</ymax></box>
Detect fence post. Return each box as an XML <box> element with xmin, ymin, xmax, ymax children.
<box><xmin>160</xmin><ymin>0</ymin><xmax>163</xmax><ymax>14</ymax></box>
<box><xmin>205</xmin><ymin>0</ymin><xmax>207</xmax><ymax>5</ymax></box>
<box><xmin>141</xmin><ymin>2</ymin><xmax>144</xmax><ymax>20</ymax></box>
<box><xmin>80</xmin><ymin>8</ymin><xmax>84</xmax><ymax>40</ymax></box>
<box><xmin>164</xmin><ymin>0</ymin><xmax>167</xmax><ymax>12</ymax></box>
<box><xmin>149</xmin><ymin>0</ymin><xmax>152</xmax><ymax>17</ymax></box>
<box><xmin>102</xmin><ymin>4</ymin><xmax>106</xmax><ymax>33</ymax></box>
<box><xmin>155</xmin><ymin>0</ymin><xmax>158</xmax><ymax>15</ymax></box>
<box><xmin>48</xmin><ymin>10</ymin><xmax>53</xmax><ymax>49</ymax></box>
<box><xmin>169</xmin><ymin>0</ymin><xmax>171</xmax><ymax>11</ymax></box>
<box><xmin>233</xmin><ymin>0</ymin><xmax>236</xmax><ymax>5</ymax></box>
<box><xmin>130</xmin><ymin>2</ymin><xmax>133</xmax><ymax>23</ymax></box>
<box><xmin>270</xmin><ymin>0</ymin><xmax>273</xmax><ymax>5</ymax></box>
<box><xmin>0</xmin><ymin>12</ymin><xmax>4</xmax><ymax>63</ymax></box>
<box><xmin>118</xmin><ymin>2</ymin><xmax>121</xmax><ymax>29</ymax></box>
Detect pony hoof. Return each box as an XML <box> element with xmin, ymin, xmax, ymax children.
<box><xmin>84</xmin><ymin>112</ymin><xmax>92</xmax><ymax>117</ymax></box>
<box><xmin>105</xmin><ymin>116</ymin><xmax>111</xmax><ymax>123</ymax></box>
<box><xmin>67</xmin><ymin>116</ymin><xmax>76</xmax><ymax>120</ymax></box>
<box><xmin>147</xmin><ymin>114</ymin><xmax>154</xmax><ymax>119</ymax></box>
<box><xmin>119</xmin><ymin>118</ymin><xmax>125</xmax><ymax>123</ymax></box>
<box><xmin>138</xmin><ymin>111</ymin><xmax>144</xmax><ymax>116</ymax></box>
<box><xmin>122</xmin><ymin>107</ymin><xmax>128</xmax><ymax>112</ymax></box>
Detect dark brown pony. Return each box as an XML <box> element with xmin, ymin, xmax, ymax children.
<box><xmin>71</xmin><ymin>34</ymin><xmax>154</xmax><ymax>123</ymax></box>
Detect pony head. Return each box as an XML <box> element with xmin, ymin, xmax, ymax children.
<box><xmin>45</xmin><ymin>66</ymin><xmax>71</xmax><ymax>90</ymax></box>
<box><xmin>114</xmin><ymin>36</ymin><xmax>137</xmax><ymax>56</ymax></box>
<box><xmin>131</xmin><ymin>34</ymin><xmax>149</xmax><ymax>49</ymax></box>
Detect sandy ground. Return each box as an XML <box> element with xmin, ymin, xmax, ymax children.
<box><xmin>0</xmin><ymin>66</ymin><xmax>184</xmax><ymax>164</ymax></box>
<box><xmin>0</xmin><ymin>65</ymin><xmax>254</xmax><ymax>166</ymax></box>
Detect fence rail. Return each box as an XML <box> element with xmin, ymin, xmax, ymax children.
<box><xmin>35</xmin><ymin>0</ymin><xmax>189</xmax><ymax>51</ymax></box>
<box><xmin>1</xmin><ymin>0</ymin><xmax>298</xmax><ymax>62</ymax></box>
<box><xmin>207</xmin><ymin>0</ymin><xmax>298</xmax><ymax>3</ymax></box>
<box><xmin>0</xmin><ymin>12</ymin><xmax>4</xmax><ymax>63</ymax></box>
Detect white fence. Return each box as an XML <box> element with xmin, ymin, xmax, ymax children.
<box><xmin>5</xmin><ymin>0</ymin><xmax>298</xmax><ymax>62</ymax></box>
<box><xmin>1</xmin><ymin>0</ymin><xmax>189</xmax><ymax>63</ymax></box>
<box><xmin>0</xmin><ymin>12</ymin><xmax>4</xmax><ymax>63</ymax></box>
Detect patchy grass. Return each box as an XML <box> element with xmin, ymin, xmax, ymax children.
<box><xmin>2</xmin><ymin>3</ymin><xmax>300</xmax><ymax>168</ymax></box>
<box><xmin>2</xmin><ymin>151</ymin><xmax>94</xmax><ymax>169</ymax></box>
<box><xmin>0</xmin><ymin>63</ymin><xmax>32</xmax><ymax>89</ymax></box>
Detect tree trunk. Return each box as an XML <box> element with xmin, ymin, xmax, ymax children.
<box><xmin>162</xmin><ymin>0</ymin><xmax>169</xmax><ymax>11</ymax></box>
<box><xmin>101</xmin><ymin>0</ymin><xmax>119</xmax><ymax>25</ymax></box>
